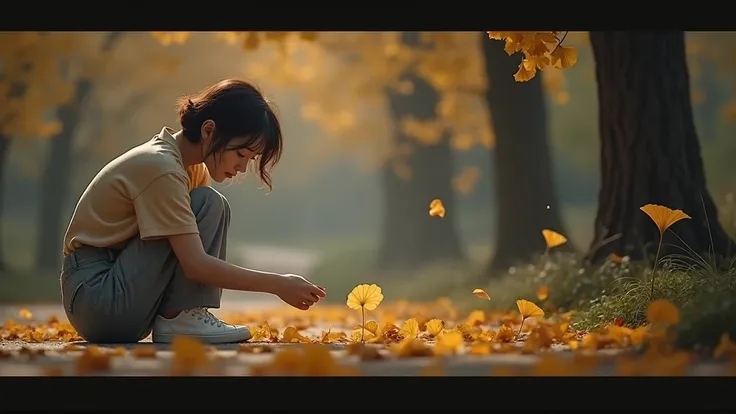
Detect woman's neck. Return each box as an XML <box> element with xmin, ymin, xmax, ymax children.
<box><xmin>173</xmin><ymin>130</ymin><xmax>203</xmax><ymax>167</ymax></box>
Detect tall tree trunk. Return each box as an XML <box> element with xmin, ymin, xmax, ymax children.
<box><xmin>36</xmin><ymin>81</ymin><xmax>93</xmax><ymax>270</ymax></box>
<box><xmin>480</xmin><ymin>35</ymin><xmax>570</xmax><ymax>273</ymax></box>
<box><xmin>587</xmin><ymin>31</ymin><xmax>735</xmax><ymax>263</ymax></box>
<box><xmin>35</xmin><ymin>32</ymin><xmax>124</xmax><ymax>271</ymax></box>
<box><xmin>0</xmin><ymin>135</ymin><xmax>10</xmax><ymax>272</ymax></box>
<box><xmin>376</xmin><ymin>33</ymin><xmax>465</xmax><ymax>270</ymax></box>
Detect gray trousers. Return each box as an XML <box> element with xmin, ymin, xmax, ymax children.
<box><xmin>60</xmin><ymin>186</ymin><xmax>229</xmax><ymax>343</ymax></box>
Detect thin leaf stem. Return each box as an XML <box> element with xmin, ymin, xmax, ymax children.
<box><xmin>551</xmin><ymin>31</ymin><xmax>570</xmax><ymax>54</ymax></box>
<box><xmin>649</xmin><ymin>233</ymin><xmax>664</xmax><ymax>300</ymax></box>
<box><xmin>361</xmin><ymin>306</ymin><xmax>365</xmax><ymax>343</ymax></box>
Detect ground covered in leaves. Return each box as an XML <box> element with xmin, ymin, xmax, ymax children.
<box><xmin>2</xmin><ymin>290</ymin><xmax>735</xmax><ymax>376</ymax></box>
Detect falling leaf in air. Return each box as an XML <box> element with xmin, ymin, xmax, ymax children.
<box><xmin>536</xmin><ymin>286</ymin><xmax>549</xmax><ymax>301</ymax></box>
<box><xmin>429</xmin><ymin>199</ymin><xmax>445</xmax><ymax>218</ymax></box>
<box><xmin>639</xmin><ymin>204</ymin><xmax>691</xmax><ymax>235</ymax></box>
<box><xmin>473</xmin><ymin>288</ymin><xmax>490</xmax><ymax>300</ymax></box>
<box><xmin>346</xmin><ymin>284</ymin><xmax>384</xmax><ymax>342</ymax></box>
<box><xmin>541</xmin><ymin>229</ymin><xmax>567</xmax><ymax>250</ymax></box>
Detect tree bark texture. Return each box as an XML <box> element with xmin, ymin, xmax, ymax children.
<box><xmin>587</xmin><ymin>31</ymin><xmax>734</xmax><ymax>263</ymax></box>
<box><xmin>376</xmin><ymin>33</ymin><xmax>465</xmax><ymax>270</ymax></box>
<box><xmin>480</xmin><ymin>35</ymin><xmax>570</xmax><ymax>272</ymax></box>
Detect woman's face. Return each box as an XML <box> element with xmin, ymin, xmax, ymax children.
<box><xmin>207</xmin><ymin>143</ymin><xmax>260</xmax><ymax>183</ymax></box>
<box><xmin>200</xmin><ymin>120</ymin><xmax>261</xmax><ymax>183</ymax></box>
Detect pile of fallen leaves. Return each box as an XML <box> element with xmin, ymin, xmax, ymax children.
<box><xmin>2</xmin><ymin>285</ymin><xmax>736</xmax><ymax>376</ymax></box>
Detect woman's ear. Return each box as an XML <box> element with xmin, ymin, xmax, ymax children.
<box><xmin>200</xmin><ymin>120</ymin><xmax>215</xmax><ymax>142</ymax></box>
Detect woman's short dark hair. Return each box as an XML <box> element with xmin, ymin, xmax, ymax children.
<box><xmin>176</xmin><ymin>78</ymin><xmax>283</xmax><ymax>190</ymax></box>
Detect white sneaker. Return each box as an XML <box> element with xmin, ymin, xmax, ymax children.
<box><xmin>152</xmin><ymin>307</ymin><xmax>252</xmax><ymax>344</ymax></box>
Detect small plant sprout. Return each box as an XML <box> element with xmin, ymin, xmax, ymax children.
<box><xmin>639</xmin><ymin>204</ymin><xmax>691</xmax><ymax>300</ymax></box>
<box><xmin>516</xmin><ymin>299</ymin><xmax>545</xmax><ymax>338</ymax></box>
<box><xmin>346</xmin><ymin>284</ymin><xmax>384</xmax><ymax>343</ymax></box>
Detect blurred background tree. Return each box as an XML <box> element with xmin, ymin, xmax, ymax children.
<box><xmin>1</xmin><ymin>31</ymin><xmax>734</xmax><ymax>305</ymax></box>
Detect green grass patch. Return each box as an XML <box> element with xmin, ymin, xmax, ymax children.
<box><xmin>311</xmin><ymin>238</ymin><xmax>736</xmax><ymax>352</ymax></box>
<box><xmin>309</xmin><ymin>198</ymin><xmax>736</xmax><ymax>352</ymax></box>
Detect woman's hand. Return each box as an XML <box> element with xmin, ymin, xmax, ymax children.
<box><xmin>274</xmin><ymin>274</ymin><xmax>327</xmax><ymax>310</ymax></box>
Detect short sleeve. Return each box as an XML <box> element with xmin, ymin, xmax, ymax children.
<box><xmin>133</xmin><ymin>172</ymin><xmax>199</xmax><ymax>240</ymax></box>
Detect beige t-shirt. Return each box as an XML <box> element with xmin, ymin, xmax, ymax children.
<box><xmin>62</xmin><ymin>126</ymin><xmax>211</xmax><ymax>255</ymax></box>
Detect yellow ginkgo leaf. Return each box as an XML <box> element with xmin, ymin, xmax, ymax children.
<box><xmin>516</xmin><ymin>299</ymin><xmax>545</xmax><ymax>319</ymax></box>
<box><xmin>536</xmin><ymin>286</ymin><xmax>549</xmax><ymax>301</ymax></box>
<box><xmin>346</xmin><ymin>284</ymin><xmax>384</xmax><ymax>311</ymax></box>
<box><xmin>399</xmin><ymin>318</ymin><xmax>419</xmax><ymax>340</ymax></box>
<box><xmin>466</xmin><ymin>310</ymin><xmax>486</xmax><ymax>326</ymax></box>
<box><xmin>473</xmin><ymin>288</ymin><xmax>491</xmax><ymax>300</ymax></box>
<box><xmin>429</xmin><ymin>199</ymin><xmax>445</xmax><ymax>218</ymax></box>
<box><xmin>551</xmin><ymin>45</ymin><xmax>578</xmax><ymax>69</ymax></box>
<box><xmin>424</xmin><ymin>319</ymin><xmax>444</xmax><ymax>337</ymax></box>
<box><xmin>541</xmin><ymin>229</ymin><xmax>567</xmax><ymax>249</ymax></box>
<box><xmin>487</xmin><ymin>32</ymin><xmax>508</xmax><ymax>40</ymax></box>
<box><xmin>639</xmin><ymin>204</ymin><xmax>692</xmax><ymax>234</ymax></box>
<box><xmin>646</xmin><ymin>299</ymin><xmax>680</xmax><ymax>326</ymax></box>
<box><xmin>282</xmin><ymin>326</ymin><xmax>311</xmax><ymax>343</ymax></box>
<box><xmin>360</xmin><ymin>321</ymin><xmax>380</xmax><ymax>336</ymax></box>
<box><xmin>513</xmin><ymin>62</ymin><xmax>536</xmax><ymax>82</ymax></box>
<box><xmin>434</xmin><ymin>330</ymin><xmax>464</xmax><ymax>356</ymax></box>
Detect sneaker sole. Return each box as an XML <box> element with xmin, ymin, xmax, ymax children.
<box><xmin>152</xmin><ymin>327</ymin><xmax>252</xmax><ymax>344</ymax></box>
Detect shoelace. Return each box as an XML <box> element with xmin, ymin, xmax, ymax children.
<box><xmin>187</xmin><ymin>307</ymin><xmax>224</xmax><ymax>327</ymax></box>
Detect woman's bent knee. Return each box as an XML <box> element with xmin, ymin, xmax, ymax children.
<box><xmin>189</xmin><ymin>186</ymin><xmax>226</xmax><ymax>217</ymax></box>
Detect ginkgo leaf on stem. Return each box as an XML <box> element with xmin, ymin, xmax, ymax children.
<box><xmin>347</xmin><ymin>284</ymin><xmax>384</xmax><ymax>311</ymax></box>
<box><xmin>639</xmin><ymin>204</ymin><xmax>691</xmax><ymax>235</ymax></box>
<box><xmin>516</xmin><ymin>299</ymin><xmax>545</xmax><ymax>338</ymax></box>
<box><xmin>517</xmin><ymin>300</ymin><xmax>544</xmax><ymax>319</ymax></box>
<box><xmin>347</xmin><ymin>284</ymin><xmax>384</xmax><ymax>343</ymax></box>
